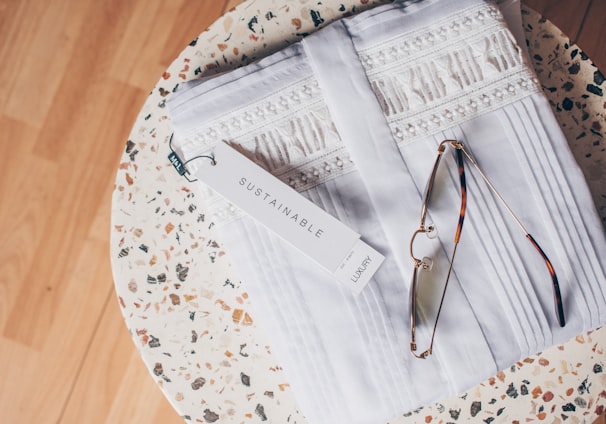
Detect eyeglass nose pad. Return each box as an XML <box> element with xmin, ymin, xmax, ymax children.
<box><xmin>425</xmin><ymin>223</ymin><xmax>438</xmax><ymax>239</ymax></box>
<box><xmin>421</xmin><ymin>256</ymin><xmax>433</xmax><ymax>271</ymax></box>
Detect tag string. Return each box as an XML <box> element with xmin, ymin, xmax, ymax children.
<box><xmin>168</xmin><ymin>133</ymin><xmax>216</xmax><ymax>182</ymax></box>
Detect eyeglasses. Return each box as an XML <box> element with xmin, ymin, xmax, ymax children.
<box><xmin>409</xmin><ymin>139</ymin><xmax>565</xmax><ymax>359</ymax></box>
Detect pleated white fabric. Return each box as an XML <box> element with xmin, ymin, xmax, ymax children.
<box><xmin>167</xmin><ymin>1</ymin><xmax>606</xmax><ymax>423</ymax></box>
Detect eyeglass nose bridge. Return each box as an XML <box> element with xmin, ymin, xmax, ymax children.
<box><xmin>410</xmin><ymin>228</ymin><xmax>425</xmax><ymax>266</ymax></box>
<box><xmin>409</xmin><ymin>226</ymin><xmax>436</xmax><ymax>268</ymax></box>
<box><xmin>411</xmin><ymin>347</ymin><xmax>432</xmax><ymax>359</ymax></box>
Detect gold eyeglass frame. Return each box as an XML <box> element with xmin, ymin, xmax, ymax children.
<box><xmin>409</xmin><ymin>140</ymin><xmax>565</xmax><ymax>359</ymax></box>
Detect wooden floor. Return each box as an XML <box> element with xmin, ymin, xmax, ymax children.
<box><xmin>0</xmin><ymin>0</ymin><xmax>604</xmax><ymax>422</ymax></box>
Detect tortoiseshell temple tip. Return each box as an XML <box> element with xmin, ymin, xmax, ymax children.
<box><xmin>556</xmin><ymin>286</ymin><xmax>566</xmax><ymax>327</ymax></box>
<box><xmin>525</xmin><ymin>233</ymin><xmax>566</xmax><ymax>328</ymax></box>
<box><xmin>550</xmin><ymin>266</ymin><xmax>566</xmax><ymax>328</ymax></box>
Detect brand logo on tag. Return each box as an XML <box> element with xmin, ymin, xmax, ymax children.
<box><xmin>350</xmin><ymin>255</ymin><xmax>373</xmax><ymax>284</ymax></box>
<box><xmin>168</xmin><ymin>151</ymin><xmax>187</xmax><ymax>176</ymax></box>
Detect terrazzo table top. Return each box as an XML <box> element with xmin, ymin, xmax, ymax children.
<box><xmin>110</xmin><ymin>1</ymin><xmax>606</xmax><ymax>422</ymax></box>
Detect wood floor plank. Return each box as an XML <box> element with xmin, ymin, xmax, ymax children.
<box><xmin>0</xmin><ymin>338</ymin><xmax>41</xmax><ymax>419</ymax></box>
<box><xmin>109</xmin><ymin>0</ymin><xmax>188</xmax><ymax>90</ymax></box>
<box><xmin>0</xmin><ymin>156</ymin><xmax>58</xmax><ymax>326</ymax></box>
<box><xmin>1</xmin><ymin>239</ymin><xmax>112</xmax><ymax>422</ymax></box>
<box><xmin>32</xmin><ymin>1</ymin><xmax>139</xmax><ymax>162</ymax></box>
<box><xmin>224</xmin><ymin>0</ymin><xmax>246</xmax><ymax>13</ymax></box>
<box><xmin>160</xmin><ymin>0</ymin><xmax>229</xmax><ymax>68</ymax></box>
<box><xmin>3</xmin><ymin>78</ymin><xmax>143</xmax><ymax>350</ymax></box>
<box><xmin>576</xmin><ymin>0</ymin><xmax>606</xmax><ymax>73</ymax></box>
<box><xmin>1</xmin><ymin>0</ymin><xmax>95</xmax><ymax>127</ymax></box>
<box><xmin>1</xmin><ymin>0</ymin><xmax>227</xmax><ymax>418</ymax></box>
<box><xmin>523</xmin><ymin>0</ymin><xmax>591</xmax><ymax>42</ymax></box>
<box><xmin>59</xmin><ymin>295</ymin><xmax>182</xmax><ymax>423</ymax></box>
<box><xmin>0</xmin><ymin>0</ymin><xmax>46</xmax><ymax>111</ymax></box>
<box><xmin>103</xmin><ymin>350</ymin><xmax>184</xmax><ymax>424</ymax></box>
<box><xmin>0</xmin><ymin>0</ymin><xmax>602</xmax><ymax>423</ymax></box>
<box><xmin>525</xmin><ymin>0</ymin><xmax>606</xmax><ymax>72</ymax></box>
<box><xmin>0</xmin><ymin>116</ymin><xmax>56</xmax><ymax>327</ymax></box>
<box><xmin>88</xmin><ymin>176</ymin><xmax>121</xmax><ymax>243</ymax></box>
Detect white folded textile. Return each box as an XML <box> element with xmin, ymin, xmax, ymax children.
<box><xmin>168</xmin><ymin>1</ymin><xmax>606</xmax><ymax>423</ymax></box>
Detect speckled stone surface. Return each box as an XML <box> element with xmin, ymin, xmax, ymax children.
<box><xmin>110</xmin><ymin>2</ymin><xmax>606</xmax><ymax>423</ymax></box>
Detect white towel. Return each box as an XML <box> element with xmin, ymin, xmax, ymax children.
<box><xmin>167</xmin><ymin>1</ymin><xmax>606</xmax><ymax>423</ymax></box>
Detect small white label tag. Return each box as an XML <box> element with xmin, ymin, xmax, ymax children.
<box><xmin>334</xmin><ymin>239</ymin><xmax>385</xmax><ymax>295</ymax></box>
<box><xmin>192</xmin><ymin>141</ymin><xmax>384</xmax><ymax>293</ymax></box>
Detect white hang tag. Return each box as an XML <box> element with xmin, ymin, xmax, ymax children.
<box><xmin>191</xmin><ymin>141</ymin><xmax>384</xmax><ymax>294</ymax></box>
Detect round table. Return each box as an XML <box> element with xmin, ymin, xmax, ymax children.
<box><xmin>110</xmin><ymin>1</ymin><xmax>606</xmax><ymax>422</ymax></box>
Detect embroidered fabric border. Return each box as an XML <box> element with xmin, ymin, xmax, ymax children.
<box><xmin>178</xmin><ymin>77</ymin><xmax>355</xmax><ymax>223</ymax></box>
<box><xmin>178</xmin><ymin>2</ymin><xmax>540</xmax><ymax>223</ymax></box>
<box><xmin>358</xmin><ymin>2</ymin><xmax>541</xmax><ymax>145</ymax></box>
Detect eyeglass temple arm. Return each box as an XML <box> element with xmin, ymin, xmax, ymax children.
<box><xmin>424</xmin><ymin>149</ymin><xmax>466</xmax><ymax>355</ymax></box>
<box><xmin>526</xmin><ymin>234</ymin><xmax>566</xmax><ymax>327</ymax></box>
<box><xmin>410</xmin><ymin>146</ymin><xmax>467</xmax><ymax>359</ymax></box>
<box><xmin>454</xmin><ymin>147</ymin><xmax>467</xmax><ymax>243</ymax></box>
<box><xmin>458</xmin><ymin>145</ymin><xmax>565</xmax><ymax>327</ymax></box>
<box><xmin>419</xmin><ymin>143</ymin><xmax>446</xmax><ymax>227</ymax></box>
